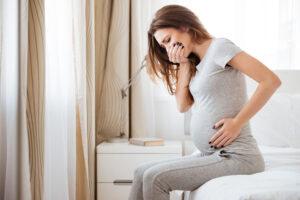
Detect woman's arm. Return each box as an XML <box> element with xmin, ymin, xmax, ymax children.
<box><xmin>228</xmin><ymin>51</ymin><xmax>282</xmax><ymax>127</ymax></box>
<box><xmin>175</xmin><ymin>62</ymin><xmax>194</xmax><ymax>113</ymax></box>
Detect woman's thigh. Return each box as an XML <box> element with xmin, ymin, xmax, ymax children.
<box><xmin>133</xmin><ymin>151</ymin><xmax>205</xmax><ymax>177</ymax></box>
<box><xmin>142</xmin><ymin>149</ymin><xmax>255</xmax><ymax>192</ymax></box>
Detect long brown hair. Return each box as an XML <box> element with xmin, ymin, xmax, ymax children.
<box><xmin>147</xmin><ymin>4</ymin><xmax>213</xmax><ymax>95</ymax></box>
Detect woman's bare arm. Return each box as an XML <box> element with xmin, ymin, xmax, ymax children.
<box><xmin>175</xmin><ymin>62</ymin><xmax>194</xmax><ymax>113</ymax></box>
<box><xmin>228</xmin><ymin>51</ymin><xmax>282</xmax><ymax>127</ymax></box>
<box><xmin>165</xmin><ymin>41</ymin><xmax>194</xmax><ymax>112</ymax></box>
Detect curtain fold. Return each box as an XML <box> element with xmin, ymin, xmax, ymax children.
<box><xmin>94</xmin><ymin>0</ymin><xmax>158</xmax><ymax>142</ymax></box>
<box><xmin>19</xmin><ymin>0</ymin><xmax>31</xmax><ymax>199</ymax></box>
<box><xmin>95</xmin><ymin>0</ymin><xmax>131</xmax><ymax>143</ymax></box>
<box><xmin>72</xmin><ymin>0</ymin><xmax>95</xmax><ymax>198</ymax></box>
<box><xmin>26</xmin><ymin>0</ymin><xmax>46</xmax><ymax>199</ymax></box>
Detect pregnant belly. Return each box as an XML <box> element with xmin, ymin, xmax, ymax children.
<box><xmin>190</xmin><ymin>109</ymin><xmax>260</xmax><ymax>156</ymax></box>
<box><xmin>190</xmin><ymin>112</ymin><xmax>226</xmax><ymax>155</ymax></box>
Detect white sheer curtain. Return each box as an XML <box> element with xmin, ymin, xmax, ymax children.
<box><xmin>44</xmin><ymin>0</ymin><xmax>76</xmax><ymax>199</ymax></box>
<box><xmin>0</xmin><ymin>0</ymin><xmax>18</xmax><ymax>199</ymax></box>
<box><xmin>150</xmin><ymin>0</ymin><xmax>300</xmax><ymax>140</ymax></box>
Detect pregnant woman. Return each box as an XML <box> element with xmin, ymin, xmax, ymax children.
<box><xmin>128</xmin><ymin>4</ymin><xmax>281</xmax><ymax>200</ymax></box>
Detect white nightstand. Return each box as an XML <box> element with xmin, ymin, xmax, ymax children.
<box><xmin>96</xmin><ymin>140</ymin><xmax>183</xmax><ymax>200</ymax></box>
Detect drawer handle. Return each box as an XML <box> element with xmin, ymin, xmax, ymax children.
<box><xmin>113</xmin><ymin>180</ymin><xmax>133</xmax><ymax>185</ymax></box>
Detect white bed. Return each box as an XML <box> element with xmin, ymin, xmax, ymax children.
<box><xmin>182</xmin><ymin>69</ymin><xmax>300</xmax><ymax>200</ymax></box>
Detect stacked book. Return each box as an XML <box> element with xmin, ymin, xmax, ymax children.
<box><xmin>129</xmin><ymin>137</ymin><xmax>164</xmax><ymax>146</ymax></box>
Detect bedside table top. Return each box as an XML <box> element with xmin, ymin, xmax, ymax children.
<box><xmin>97</xmin><ymin>140</ymin><xmax>182</xmax><ymax>154</ymax></box>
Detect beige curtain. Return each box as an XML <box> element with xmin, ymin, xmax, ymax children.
<box><xmin>95</xmin><ymin>0</ymin><xmax>132</xmax><ymax>142</ymax></box>
<box><xmin>1</xmin><ymin>0</ymin><xmax>154</xmax><ymax>199</ymax></box>
<box><xmin>95</xmin><ymin>0</ymin><xmax>155</xmax><ymax>141</ymax></box>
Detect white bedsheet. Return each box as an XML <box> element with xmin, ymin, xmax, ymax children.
<box><xmin>185</xmin><ymin>145</ymin><xmax>300</xmax><ymax>200</ymax></box>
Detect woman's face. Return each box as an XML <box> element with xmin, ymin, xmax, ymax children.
<box><xmin>154</xmin><ymin>27</ymin><xmax>193</xmax><ymax>58</ymax></box>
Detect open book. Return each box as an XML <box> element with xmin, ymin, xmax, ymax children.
<box><xmin>129</xmin><ymin>137</ymin><xmax>164</xmax><ymax>146</ymax></box>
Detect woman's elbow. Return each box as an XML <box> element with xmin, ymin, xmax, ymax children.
<box><xmin>269</xmin><ymin>77</ymin><xmax>282</xmax><ymax>91</ymax></box>
<box><xmin>178</xmin><ymin>106</ymin><xmax>186</xmax><ymax>113</ymax></box>
<box><xmin>270</xmin><ymin>74</ymin><xmax>282</xmax><ymax>87</ymax></box>
<box><xmin>178</xmin><ymin>101</ymin><xmax>194</xmax><ymax>113</ymax></box>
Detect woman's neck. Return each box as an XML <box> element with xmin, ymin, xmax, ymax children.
<box><xmin>192</xmin><ymin>38</ymin><xmax>214</xmax><ymax>60</ymax></box>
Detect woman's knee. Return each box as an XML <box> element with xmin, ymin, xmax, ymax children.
<box><xmin>143</xmin><ymin>167</ymin><xmax>164</xmax><ymax>186</ymax></box>
<box><xmin>133</xmin><ymin>165</ymin><xmax>145</xmax><ymax>180</ymax></box>
<box><xmin>143</xmin><ymin>168</ymin><xmax>170</xmax><ymax>193</ymax></box>
<box><xmin>142</xmin><ymin>168</ymin><xmax>155</xmax><ymax>184</ymax></box>
<box><xmin>252</xmin><ymin>155</ymin><xmax>265</xmax><ymax>173</ymax></box>
<box><xmin>133</xmin><ymin>162</ymin><xmax>153</xmax><ymax>180</ymax></box>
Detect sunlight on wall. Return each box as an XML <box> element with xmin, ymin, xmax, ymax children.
<box><xmin>179</xmin><ymin>0</ymin><xmax>299</xmax><ymax>70</ymax></box>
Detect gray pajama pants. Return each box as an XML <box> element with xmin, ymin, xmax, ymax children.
<box><xmin>128</xmin><ymin>149</ymin><xmax>265</xmax><ymax>200</ymax></box>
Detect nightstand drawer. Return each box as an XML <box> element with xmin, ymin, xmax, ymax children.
<box><xmin>97</xmin><ymin>183</ymin><xmax>131</xmax><ymax>200</ymax></box>
<box><xmin>97</xmin><ymin>183</ymin><xmax>183</xmax><ymax>200</ymax></box>
<box><xmin>97</xmin><ymin>153</ymin><xmax>181</xmax><ymax>182</ymax></box>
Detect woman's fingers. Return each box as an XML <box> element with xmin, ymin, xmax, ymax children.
<box><xmin>168</xmin><ymin>43</ymin><xmax>175</xmax><ymax>63</ymax></box>
<box><xmin>180</xmin><ymin>46</ymin><xmax>189</xmax><ymax>63</ymax></box>
<box><xmin>175</xmin><ymin>44</ymin><xmax>182</xmax><ymax>63</ymax></box>
<box><xmin>172</xmin><ymin>42</ymin><xmax>180</xmax><ymax>63</ymax></box>
<box><xmin>168</xmin><ymin>42</ymin><xmax>187</xmax><ymax>64</ymax></box>
<box><xmin>179</xmin><ymin>46</ymin><xmax>184</xmax><ymax>58</ymax></box>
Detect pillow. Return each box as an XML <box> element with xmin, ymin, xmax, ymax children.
<box><xmin>249</xmin><ymin>93</ymin><xmax>300</xmax><ymax>148</ymax></box>
<box><xmin>289</xmin><ymin>94</ymin><xmax>300</xmax><ymax>147</ymax></box>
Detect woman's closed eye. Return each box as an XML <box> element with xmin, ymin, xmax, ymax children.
<box><xmin>162</xmin><ymin>38</ymin><xmax>171</xmax><ymax>52</ymax></box>
<box><xmin>162</xmin><ymin>37</ymin><xmax>170</xmax><ymax>48</ymax></box>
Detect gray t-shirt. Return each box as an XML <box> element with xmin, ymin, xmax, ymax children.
<box><xmin>189</xmin><ymin>37</ymin><xmax>262</xmax><ymax>156</ymax></box>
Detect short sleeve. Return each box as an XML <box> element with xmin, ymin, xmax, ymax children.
<box><xmin>214</xmin><ymin>38</ymin><xmax>243</xmax><ymax>69</ymax></box>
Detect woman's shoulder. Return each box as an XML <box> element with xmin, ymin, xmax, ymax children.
<box><xmin>210</xmin><ymin>37</ymin><xmax>243</xmax><ymax>69</ymax></box>
<box><xmin>213</xmin><ymin>37</ymin><xmax>236</xmax><ymax>46</ymax></box>
<box><xmin>211</xmin><ymin>37</ymin><xmax>242</xmax><ymax>55</ymax></box>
